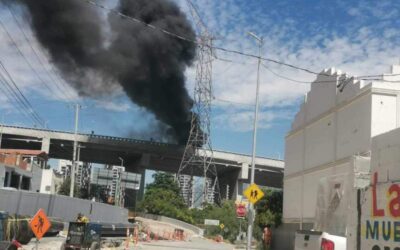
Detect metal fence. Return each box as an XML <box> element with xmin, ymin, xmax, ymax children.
<box><xmin>0</xmin><ymin>189</ymin><xmax>128</xmax><ymax>223</ymax></box>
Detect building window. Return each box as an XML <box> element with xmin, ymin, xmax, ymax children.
<box><xmin>4</xmin><ymin>172</ymin><xmax>9</xmax><ymax>187</ymax></box>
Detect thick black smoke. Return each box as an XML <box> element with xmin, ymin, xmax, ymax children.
<box><xmin>8</xmin><ymin>0</ymin><xmax>196</xmax><ymax>144</ymax></box>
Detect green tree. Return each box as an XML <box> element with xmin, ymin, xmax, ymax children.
<box><xmin>255</xmin><ymin>189</ymin><xmax>283</xmax><ymax>228</ymax></box>
<box><xmin>189</xmin><ymin>200</ymin><xmax>252</xmax><ymax>243</ymax></box>
<box><xmin>58</xmin><ymin>177</ymin><xmax>82</xmax><ymax>198</ymax></box>
<box><xmin>145</xmin><ymin>172</ymin><xmax>180</xmax><ymax>195</ymax></box>
<box><xmin>138</xmin><ymin>172</ymin><xmax>193</xmax><ymax>224</ymax></box>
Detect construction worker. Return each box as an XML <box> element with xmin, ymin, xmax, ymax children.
<box><xmin>76</xmin><ymin>213</ymin><xmax>89</xmax><ymax>223</ymax></box>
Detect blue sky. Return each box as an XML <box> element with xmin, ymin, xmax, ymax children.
<box><xmin>0</xmin><ymin>0</ymin><xmax>400</xmax><ymax>163</ymax></box>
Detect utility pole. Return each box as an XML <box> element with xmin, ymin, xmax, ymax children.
<box><xmin>246</xmin><ymin>32</ymin><xmax>263</xmax><ymax>250</ymax></box>
<box><xmin>0</xmin><ymin>115</ymin><xmax>4</xmax><ymax>149</ymax></box>
<box><xmin>70</xmin><ymin>103</ymin><xmax>80</xmax><ymax>197</ymax></box>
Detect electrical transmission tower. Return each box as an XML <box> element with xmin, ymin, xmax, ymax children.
<box><xmin>177</xmin><ymin>0</ymin><xmax>220</xmax><ymax>207</ymax></box>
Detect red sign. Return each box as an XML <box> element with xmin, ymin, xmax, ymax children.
<box><xmin>236</xmin><ymin>204</ymin><xmax>246</xmax><ymax>218</ymax></box>
<box><xmin>29</xmin><ymin>209</ymin><xmax>51</xmax><ymax>240</ymax></box>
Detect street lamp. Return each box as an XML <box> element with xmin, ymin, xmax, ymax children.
<box><xmin>246</xmin><ymin>31</ymin><xmax>264</xmax><ymax>250</ymax></box>
<box><xmin>118</xmin><ymin>157</ymin><xmax>124</xmax><ymax>168</ymax></box>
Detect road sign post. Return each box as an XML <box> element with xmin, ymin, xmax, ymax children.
<box><xmin>29</xmin><ymin>208</ymin><xmax>51</xmax><ymax>249</ymax></box>
<box><xmin>243</xmin><ymin>183</ymin><xmax>264</xmax><ymax>248</ymax></box>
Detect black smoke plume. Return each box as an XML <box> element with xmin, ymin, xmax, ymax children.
<box><xmin>7</xmin><ymin>0</ymin><xmax>196</xmax><ymax>144</ymax></box>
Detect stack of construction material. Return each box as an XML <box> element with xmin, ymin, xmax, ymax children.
<box><xmin>4</xmin><ymin>214</ymin><xmax>33</xmax><ymax>244</ymax></box>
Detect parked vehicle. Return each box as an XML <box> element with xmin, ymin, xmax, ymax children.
<box><xmin>62</xmin><ymin>222</ymin><xmax>101</xmax><ymax>250</ymax></box>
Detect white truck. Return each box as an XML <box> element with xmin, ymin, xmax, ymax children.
<box><xmin>295</xmin><ymin>127</ymin><xmax>400</xmax><ymax>250</ymax></box>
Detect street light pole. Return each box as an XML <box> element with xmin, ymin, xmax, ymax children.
<box><xmin>70</xmin><ymin>103</ymin><xmax>80</xmax><ymax>197</ymax></box>
<box><xmin>118</xmin><ymin>157</ymin><xmax>124</xmax><ymax>168</ymax></box>
<box><xmin>0</xmin><ymin>115</ymin><xmax>4</xmax><ymax>149</ymax></box>
<box><xmin>246</xmin><ymin>32</ymin><xmax>263</xmax><ymax>250</ymax></box>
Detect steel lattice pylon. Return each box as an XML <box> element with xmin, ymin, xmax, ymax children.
<box><xmin>177</xmin><ymin>3</ymin><xmax>220</xmax><ymax>206</ymax></box>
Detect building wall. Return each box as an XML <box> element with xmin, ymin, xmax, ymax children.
<box><xmin>283</xmin><ymin>65</ymin><xmax>400</xmax><ymax>223</ymax></box>
<box><xmin>40</xmin><ymin>170</ymin><xmax>52</xmax><ymax>193</ymax></box>
<box><xmin>31</xmin><ymin>164</ymin><xmax>42</xmax><ymax>192</ymax></box>
<box><xmin>0</xmin><ymin>165</ymin><xmax>5</xmax><ymax>187</ymax></box>
<box><xmin>39</xmin><ymin>169</ymin><xmax>62</xmax><ymax>194</ymax></box>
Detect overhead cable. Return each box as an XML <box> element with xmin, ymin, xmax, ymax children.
<box><xmin>0</xmin><ymin>18</ymin><xmax>57</xmax><ymax>96</ymax></box>
<box><xmin>83</xmin><ymin>0</ymin><xmax>400</xmax><ymax>80</ymax></box>
<box><xmin>0</xmin><ymin>61</ymin><xmax>45</xmax><ymax>126</ymax></box>
<box><xmin>5</xmin><ymin>4</ymin><xmax>76</xmax><ymax>102</ymax></box>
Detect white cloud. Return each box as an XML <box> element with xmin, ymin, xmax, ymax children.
<box><xmin>176</xmin><ymin>0</ymin><xmax>400</xmax><ymax>131</ymax></box>
<box><xmin>95</xmin><ymin>100</ymin><xmax>132</xmax><ymax>112</ymax></box>
<box><xmin>214</xmin><ymin>108</ymin><xmax>293</xmax><ymax>132</ymax></box>
<box><xmin>0</xmin><ymin>10</ymin><xmax>80</xmax><ymax>103</ymax></box>
<box><xmin>1</xmin><ymin>0</ymin><xmax>400</xmax><ymax>132</ymax></box>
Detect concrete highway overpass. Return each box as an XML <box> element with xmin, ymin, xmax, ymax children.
<box><xmin>0</xmin><ymin>125</ymin><xmax>284</xmax><ymax>199</ymax></box>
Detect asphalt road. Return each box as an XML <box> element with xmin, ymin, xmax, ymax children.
<box><xmin>23</xmin><ymin>236</ymin><xmax>235</xmax><ymax>250</ymax></box>
<box><xmin>140</xmin><ymin>237</ymin><xmax>234</xmax><ymax>250</ymax></box>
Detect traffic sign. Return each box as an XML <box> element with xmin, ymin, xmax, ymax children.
<box><xmin>219</xmin><ymin>223</ymin><xmax>225</xmax><ymax>229</ymax></box>
<box><xmin>204</xmin><ymin>219</ymin><xmax>220</xmax><ymax>226</ymax></box>
<box><xmin>243</xmin><ymin>183</ymin><xmax>264</xmax><ymax>204</ymax></box>
<box><xmin>236</xmin><ymin>203</ymin><xmax>246</xmax><ymax>217</ymax></box>
<box><xmin>29</xmin><ymin>209</ymin><xmax>51</xmax><ymax>240</ymax></box>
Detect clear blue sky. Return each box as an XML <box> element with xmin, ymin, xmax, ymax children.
<box><xmin>0</xmin><ymin>0</ymin><xmax>399</xmax><ymax>163</ymax></box>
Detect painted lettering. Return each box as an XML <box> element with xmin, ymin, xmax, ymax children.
<box><xmin>382</xmin><ymin>221</ymin><xmax>391</xmax><ymax>241</ymax></box>
<box><xmin>372</xmin><ymin>246</ymin><xmax>400</xmax><ymax>250</ymax></box>
<box><xmin>373</xmin><ymin>172</ymin><xmax>385</xmax><ymax>217</ymax></box>
<box><xmin>394</xmin><ymin>221</ymin><xmax>400</xmax><ymax>242</ymax></box>
<box><xmin>389</xmin><ymin>184</ymin><xmax>400</xmax><ymax>217</ymax></box>
<box><xmin>367</xmin><ymin>220</ymin><xmax>380</xmax><ymax>240</ymax></box>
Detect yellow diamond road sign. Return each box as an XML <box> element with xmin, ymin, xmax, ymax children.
<box><xmin>243</xmin><ymin>183</ymin><xmax>264</xmax><ymax>204</ymax></box>
<box><xmin>220</xmin><ymin>223</ymin><xmax>225</xmax><ymax>229</ymax></box>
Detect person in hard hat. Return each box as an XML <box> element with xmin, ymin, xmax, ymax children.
<box><xmin>76</xmin><ymin>213</ymin><xmax>89</xmax><ymax>223</ymax></box>
<box><xmin>262</xmin><ymin>224</ymin><xmax>272</xmax><ymax>250</ymax></box>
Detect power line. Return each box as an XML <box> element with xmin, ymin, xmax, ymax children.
<box><xmin>0</xmin><ymin>60</ymin><xmax>45</xmax><ymax>126</ymax></box>
<box><xmin>5</xmin><ymin>4</ymin><xmax>76</xmax><ymax>102</ymax></box>
<box><xmin>82</xmin><ymin>0</ymin><xmax>400</xmax><ymax>80</ymax></box>
<box><xmin>0</xmin><ymin>73</ymin><xmax>35</xmax><ymax>122</ymax></box>
<box><xmin>0</xmin><ymin>18</ymin><xmax>57</xmax><ymax>96</ymax></box>
<box><xmin>80</xmin><ymin>0</ymin><xmax>325</xmax><ymax>75</ymax></box>
<box><xmin>213</xmin><ymin>97</ymin><xmax>254</xmax><ymax>106</ymax></box>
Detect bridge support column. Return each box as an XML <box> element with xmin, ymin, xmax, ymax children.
<box><xmin>137</xmin><ymin>167</ymin><xmax>146</xmax><ymax>201</ymax></box>
<box><xmin>218</xmin><ymin>168</ymin><xmax>241</xmax><ymax>201</ymax></box>
<box><xmin>137</xmin><ymin>154</ymin><xmax>150</xmax><ymax>202</ymax></box>
<box><xmin>41</xmin><ymin>137</ymin><xmax>50</xmax><ymax>154</ymax></box>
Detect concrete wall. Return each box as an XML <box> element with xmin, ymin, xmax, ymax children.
<box><xmin>371</xmin><ymin>127</ymin><xmax>400</xmax><ymax>182</ymax></box>
<box><xmin>31</xmin><ymin>164</ymin><xmax>42</xmax><ymax>192</ymax></box>
<box><xmin>283</xmin><ymin>162</ymin><xmax>351</xmax><ymax>222</ymax></box>
<box><xmin>137</xmin><ymin>213</ymin><xmax>204</xmax><ymax>236</ymax></box>
<box><xmin>0</xmin><ymin>189</ymin><xmax>128</xmax><ymax>223</ymax></box>
<box><xmin>0</xmin><ymin>167</ymin><xmax>5</xmax><ymax>188</ymax></box>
